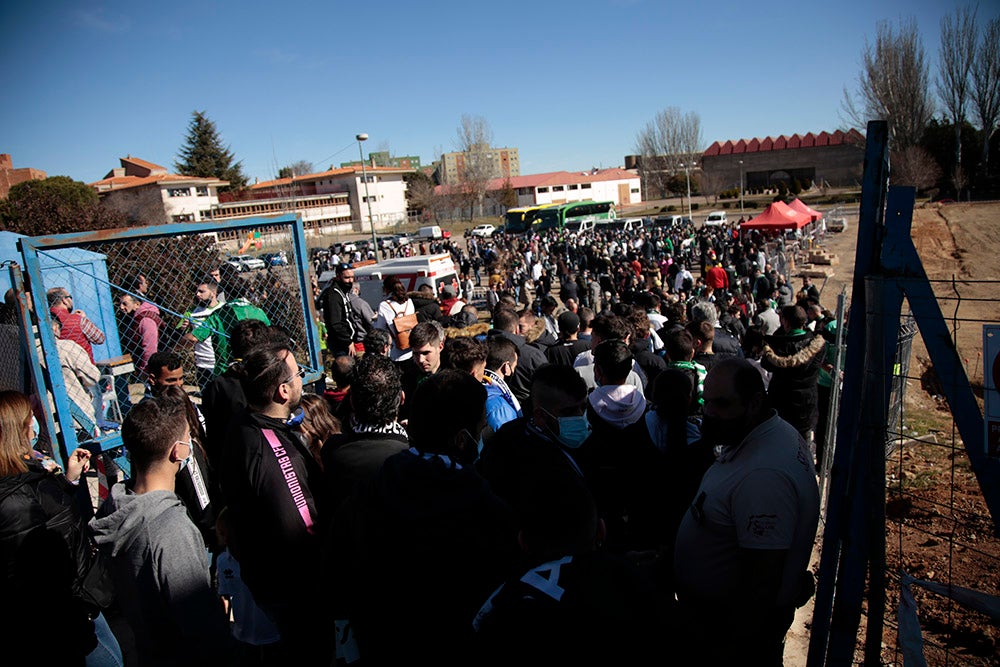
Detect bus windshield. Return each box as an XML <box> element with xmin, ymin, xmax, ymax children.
<box><xmin>505</xmin><ymin>204</ymin><xmax>555</xmax><ymax>233</ymax></box>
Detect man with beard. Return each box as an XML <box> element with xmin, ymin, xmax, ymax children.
<box><xmin>221</xmin><ymin>342</ymin><xmax>330</xmax><ymax>664</ymax></box>
<box><xmin>185</xmin><ymin>277</ymin><xmax>223</xmax><ymax>392</ymax></box>
<box><xmin>673</xmin><ymin>358</ymin><xmax>819</xmax><ymax>665</ymax></box>
<box><xmin>322</xmin><ymin>263</ymin><xmax>361</xmax><ymax>357</ymax></box>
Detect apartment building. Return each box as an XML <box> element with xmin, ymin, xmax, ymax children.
<box><xmin>436</xmin><ymin>145</ymin><xmax>520</xmax><ymax>186</ymax></box>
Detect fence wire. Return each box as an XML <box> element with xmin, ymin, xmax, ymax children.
<box><xmin>873</xmin><ymin>277</ymin><xmax>1000</xmax><ymax>666</ymax></box>
<box><xmin>16</xmin><ymin>215</ymin><xmax>320</xmax><ymax>464</ymax></box>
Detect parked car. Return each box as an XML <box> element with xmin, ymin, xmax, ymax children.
<box><xmin>225</xmin><ymin>255</ymin><xmax>267</xmax><ymax>272</ymax></box>
<box><xmin>261</xmin><ymin>251</ymin><xmax>288</xmax><ymax>266</ymax></box>
<box><xmin>470</xmin><ymin>224</ymin><xmax>496</xmax><ymax>238</ymax></box>
<box><xmin>704</xmin><ymin>211</ymin><xmax>728</xmax><ymax>227</ymax></box>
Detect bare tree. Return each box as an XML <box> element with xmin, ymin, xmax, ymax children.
<box><xmin>971</xmin><ymin>16</ymin><xmax>1000</xmax><ymax>172</ymax></box>
<box><xmin>278</xmin><ymin>160</ymin><xmax>315</xmax><ymax>178</ymax></box>
<box><xmin>404</xmin><ymin>171</ymin><xmax>442</xmax><ymax>222</ymax></box>
<box><xmin>843</xmin><ymin>18</ymin><xmax>934</xmax><ymax>150</ymax></box>
<box><xmin>698</xmin><ymin>170</ymin><xmax>725</xmax><ymax>206</ymax></box>
<box><xmin>455</xmin><ymin>114</ymin><xmax>495</xmax><ymax>221</ymax></box>
<box><xmin>891</xmin><ymin>146</ymin><xmax>942</xmax><ymax>190</ymax></box>
<box><xmin>938</xmin><ymin>6</ymin><xmax>977</xmax><ymax>171</ymax></box>
<box><xmin>634</xmin><ymin>107</ymin><xmax>702</xmax><ymax>199</ymax></box>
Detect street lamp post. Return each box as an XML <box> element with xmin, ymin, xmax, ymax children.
<box><xmin>738</xmin><ymin>160</ymin><xmax>745</xmax><ymax>216</ymax></box>
<box><xmin>357</xmin><ymin>133</ymin><xmax>379</xmax><ymax>262</ymax></box>
<box><xmin>680</xmin><ymin>161</ymin><xmax>695</xmax><ymax>222</ymax></box>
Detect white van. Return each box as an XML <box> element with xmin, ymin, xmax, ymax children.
<box><xmin>416</xmin><ymin>225</ymin><xmax>443</xmax><ymax>240</ymax></box>
<box><xmin>704</xmin><ymin>211</ymin><xmax>728</xmax><ymax>227</ymax></box>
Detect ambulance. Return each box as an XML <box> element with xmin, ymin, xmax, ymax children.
<box><xmin>321</xmin><ymin>254</ymin><xmax>461</xmax><ymax>309</ymax></box>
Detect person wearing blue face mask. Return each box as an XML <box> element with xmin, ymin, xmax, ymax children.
<box><xmin>477</xmin><ymin>364</ymin><xmax>593</xmax><ymax>525</ymax></box>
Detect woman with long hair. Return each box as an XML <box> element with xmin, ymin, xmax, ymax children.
<box><xmin>374</xmin><ymin>276</ymin><xmax>416</xmax><ymax>362</ymax></box>
<box><xmin>295</xmin><ymin>393</ymin><xmax>341</xmax><ymax>470</ymax></box>
<box><xmin>0</xmin><ymin>390</ymin><xmax>122</xmax><ymax>665</ymax></box>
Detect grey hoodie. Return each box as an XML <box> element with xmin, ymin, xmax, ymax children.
<box><xmin>89</xmin><ymin>484</ymin><xmax>231</xmax><ymax>666</ymax></box>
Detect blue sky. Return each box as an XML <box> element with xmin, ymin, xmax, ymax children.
<box><xmin>1</xmin><ymin>0</ymin><xmax>993</xmax><ymax>185</ymax></box>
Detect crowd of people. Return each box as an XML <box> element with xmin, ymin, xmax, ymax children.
<box><xmin>0</xmin><ymin>216</ymin><xmax>840</xmax><ymax>666</ymax></box>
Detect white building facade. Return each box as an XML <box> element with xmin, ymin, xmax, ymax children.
<box><xmin>90</xmin><ymin>156</ymin><xmax>227</xmax><ymax>224</ymax></box>
<box><xmin>248</xmin><ymin>166</ymin><xmax>412</xmax><ymax>231</ymax></box>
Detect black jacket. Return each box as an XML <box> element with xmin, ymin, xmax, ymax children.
<box><xmin>221</xmin><ymin>410</ymin><xmax>327</xmax><ymax>611</ymax></box>
<box><xmin>0</xmin><ymin>463</ymin><xmax>105</xmax><ymax>660</ymax></box>
<box><xmin>761</xmin><ymin>331</ymin><xmax>826</xmax><ymax>435</ymax></box>
<box><xmin>322</xmin><ymin>284</ymin><xmax>356</xmax><ymax>352</ymax></box>
<box><xmin>335</xmin><ymin>448</ymin><xmax>518</xmax><ymax>666</ymax></box>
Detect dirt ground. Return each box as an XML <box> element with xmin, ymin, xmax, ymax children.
<box><xmin>792</xmin><ymin>201</ymin><xmax>1000</xmax><ymax>665</ymax></box>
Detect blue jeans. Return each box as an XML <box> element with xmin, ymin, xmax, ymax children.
<box><xmin>86</xmin><ymin>613</ymin><xmax>123</xmax><ymax>667</ymax></box>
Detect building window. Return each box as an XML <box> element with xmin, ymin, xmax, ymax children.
<box><xmin>631</xmin><ymin>188</ymin><xmax>640</xmax><ymax>194</ymax></box>
<box><xmin>364</xmin><ymin>175</ymin><xmax>375</xmax><ymax>183</ymax></box>
<box><xmin>581</xmin><ymin>183</ymin><xmax>592</xmax><ymax>189</ymax></box>
<box><xmin>537</xmin><ymin>187</ymin><xmax>549</xmax><ymax>193</ymax></box>
<box><xmin>168</xmin><ymin>188</ymin><xmax>190</xmax><ymax>197</ymax></box>
<box><xmin>199</xmin><ymin>210</ymin><xmax>211</xmax><ymax>220</ymax></box>
<box><xmin>552</xmin><ymin>185</ymin><xmax>564</xmax><ymax>192</ymax></box>
<box><xmin>195</xmin><ymin>186</ymin><xmax>209</xmax><ymax>196</ymax></box>
<box><xmin>568</xmin><ymin>184</ymin><xmax>578</xmax><ymax>190</ymax></box>
<box><xmin>363</xmin><ymin>196</ymin><xmax>377</xmax><ymax>203</ymax></box>
<box><xmin>172</xmin><ymin>213</ymin><xmax>194</xmax><ymax>222</ymax></box>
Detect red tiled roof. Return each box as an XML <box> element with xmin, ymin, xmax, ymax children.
<box><xmin>89</xmin><ymin>173</ymin><xmax>226</xmax><ymax>192</ymax></box>
<box><xmin>121</xmin><ymin>156</ymin><xmax>168</xmax><ymax>174</ymax></box>
<box><xmin>701</xmin><ymin>129</ymin><xmax>863</xmax><ymax>158</ymax></box>
<box><xmin>251</xmin><ymin>165</ymin><xmax>413</xmax><ymax>190</ymax></box>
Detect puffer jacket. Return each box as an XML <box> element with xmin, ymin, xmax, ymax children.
<box><xmin>761</xmin><ymin>330</ymin><xmax>826</xmax><ymax>435</ymax></box>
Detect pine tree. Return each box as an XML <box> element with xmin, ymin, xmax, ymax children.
<box><xmin>175</xmin><ymin>110</ymin><xmax>248</xmax><ymax>191</ymax></box>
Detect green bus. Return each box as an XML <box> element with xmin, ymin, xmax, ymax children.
<box><xmin>502</xmin><ymin>204</ymin><xmax>557</xmax><ymax>234</ymax></box>
<box><xmin>529</xmin><ymin>200</ymin><xmax>617</xmax><ymax>231</ymax></box>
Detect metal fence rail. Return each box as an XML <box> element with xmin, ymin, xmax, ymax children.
<box><xmin>809</xmin><ymin>121</ymin><xmax>1000</xmax><ymax>666</ymax></box>
<box><xmin>15</xmin><ymin>214</ymin><xmax>321</xmax><ymax>467</ymax></box>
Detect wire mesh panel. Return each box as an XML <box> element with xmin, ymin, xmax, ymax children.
<box><xmin>878</xmin><ymin>279</ymin><xmax>1000</xmax><ymax>666</ymax></box>
<box><xmin>18</xmin><ymin>214</ymin><xmax>321</xmax><ymax>462</ymax></box>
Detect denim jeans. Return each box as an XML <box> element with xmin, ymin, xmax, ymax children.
<box><xmin>86</xmin><ymin>613</ymin><xmax>123</xmax><ymax>667</ymax></box>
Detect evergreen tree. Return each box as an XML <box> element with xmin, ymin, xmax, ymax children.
<box><xmin>175</xmin><ymin>110</ymin><xmax>248</xmax><ymax>191</ymax></box>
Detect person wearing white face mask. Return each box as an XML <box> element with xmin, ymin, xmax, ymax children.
<box><xmin>90</xmin><ymin>396</ymin><xmax>233</xmax><ymax>666</ymax></box>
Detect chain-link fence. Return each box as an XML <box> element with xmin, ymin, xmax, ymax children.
<box><xmin>16</xmin><ymin>214</ymin><xmax>321</xmax><ymax>467</ymax></box>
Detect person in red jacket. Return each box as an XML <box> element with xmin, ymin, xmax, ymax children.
<box><xmin>47</xmin><ymin>287</ymin><xmax>105</xmax><ymax>363</ymax></box>
<box><xmin>704</xmin><ymin>262</ymin><xmax>730</xmax><ymax>291</ymax></box>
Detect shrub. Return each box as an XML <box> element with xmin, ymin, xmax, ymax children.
<box><xmin>666</xmin><ymin>205</ymin><xmax>676</xmax><ymax>212</ymax></box>
<box><xmin>790</xmin><ymin>179</ymin><xmax>802</xmax><ymax>195</ymax></box>
<box><xmin>802</xmin><ymin>177</ymin><xmax>812</xmax><ymax>190</ymax></box>
<box><xmin>691</xmin><ymin>203</ymin><xmax>700</xmax><ymax>211</ymax></box>
<box><xmin>722</xmin><ymin>202</ymin><xmax>731</xmax><ymax>209</ymax></box>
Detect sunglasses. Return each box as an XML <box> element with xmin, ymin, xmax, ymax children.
<box><xmin>284</xmin><ymin>367</ymin><xmax>307</xmax><ymax>384</ymax></box>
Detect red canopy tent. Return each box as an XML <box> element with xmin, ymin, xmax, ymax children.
<box><xmin>739</xmin><ymin>200</ymin><xmax>812</xmax><ymax>232</ymax></box>
<box><xmin>788</xmin><ymin>198</ymin><xmax>824</xmax><ymax>222</ymax></box>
